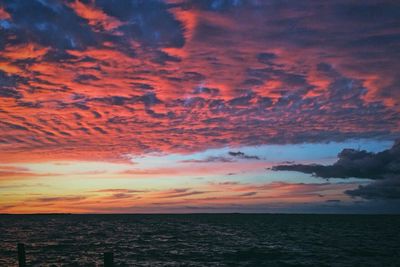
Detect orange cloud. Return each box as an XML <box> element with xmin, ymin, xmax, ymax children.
<box><xmin>68</xmin><ymin>0</ymin><xmax>122</xmax><ymax>31</ymax></box>
<box><xmin>0</xmin><ymin>180</ymin><xmax>357</xmax><ymax>213</ymax></box>
<box><xmin>1</xmin><ymin>43</ymin><xmax>49</xmax><ymax>60</ymax></box>
<box><xmin>0</xmin><ymin>1</ymin><xmax>398</xmax><ymax>164</ymax></box>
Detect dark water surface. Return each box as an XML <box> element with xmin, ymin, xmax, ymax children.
<box><xmin>0</xmin><ymin>214</ymin><xmax>399</xmax><ymax>266</ymax></box>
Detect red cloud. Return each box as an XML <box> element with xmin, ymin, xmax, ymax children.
<box><xmin>67</xmin><ymin>0</ymin><xmax>122</xmax><ymax>32</ymax></box>
<box><xmin>0</xmin><ymin>1</ymin><xmax>399</xmax><ymax>164</ymax></box>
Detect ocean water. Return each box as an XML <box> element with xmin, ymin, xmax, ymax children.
<box><xmin>0</xmin><ymin>214</ymin><xmax>399</xmax><ymax>267</ymax></box>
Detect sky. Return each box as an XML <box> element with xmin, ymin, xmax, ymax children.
<box><xmin>0</xmin><ymin>0</ymin><xmax>399</xmax><ymax>213</ymax></box>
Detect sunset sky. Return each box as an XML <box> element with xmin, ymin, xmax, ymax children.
<box><xmin>1</xmin><ymin>0</ymin><xmax>399</xmax><ymax>213</ymax></box>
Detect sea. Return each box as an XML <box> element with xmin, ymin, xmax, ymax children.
<box><xmin>0</xmin><ymin>214</ymin><xmax>399</xmax><ymax>266</ymax></box>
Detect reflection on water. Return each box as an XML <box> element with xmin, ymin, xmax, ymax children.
<box><xmin>1</xmin><ymin>214</ymin><xmax>400</xmax><ymax>266</ymax></box>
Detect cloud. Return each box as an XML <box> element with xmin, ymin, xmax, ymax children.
<box><xmin>0</xmin><ymin>165</ymin><xmax>60</xmax><ymax>179</ymax></box>
<box><xmin>345</xmin><ymin>177</ymin><xmax>400</xmax><ymax>200</ymax></box>
<box><xmin>0</xmin><ymin>204</ymin><xmax>18</xmax><ymax>211</ymax></box>
<box><xmin>325</xmin><ymin>199</ymin><xmax>341</xmax><ymax>203</ymax></box>
<box><xmin>34</xmin><ymin>196</ymin><xmax>87</xmax><ymax>203</ymax></box>
<box><xmin>228</xmin><ymin>151</ymin><xmax>260</xmax><ymax>160</ymax></box>
<box><xmin>0</xmin><ymin>0</ymin><xmax>399</xmax><ymax>164</ymax></box>
<box><xmin>91</xmin><ymin>188</ymin><xmax>143</xmax><ymax>200</ymax></box>
<box><xmin>272</xmin><ymin>141</ymin><xmax>400</xmax><ymax>179</ymax></box>
<box><xmin>0</xmin><ymin>182</ymin><xmax>48</xmax><ymax>189</ymax></box>
<box><xmin>0</xmin><ymin>166</ymin><xmax>29</xmax><ymax>172</ymax></box>
<box><xmin>67</xmin><ymin>0</ymin><xmax>122</xmax><ymax>32</ymax></box>
<box><xmin>0</xmin><ymin>71</ymin><xmax>23</xmax><ymax>99</ymax></box>
<box><xmin>180</xmin><ymin>156</ymin><xmax>234</xmax><ymax>163</ymax></box>
<box><xmin>273</xmin><ymin>141</ymin><xmax>400</xmax><ymax>199</ymax></box>
<box><xmin>92</xmin><ymin>188</ymin><xmax>146</xmax><ymax>193</ymax></box>
<box><xmin>158</xmin><ymin>188</ymin><xmax>208</xmax><ymax>199</ymax></box>
<box><xmin>239</xmin><ymin>192</ymin><xmax>257</xmax><ymax>197</ymax></box>
<box><xmin>108</xmin><ymin>193</ymin><xmax>135</xmax><ymax>199</ymax></box>
<box><xmin>1</xmin><ymin>180</ymin><xmax>362</xmax><ymax>213</ymax></box>
<box><xmin>1</xmin><ymin>0</ymin><xmax>98</xmax><ymax>50</ymax></box>
<box><xmin>216</xmin><ymin>181</ymin><xmax>240</xmax><ymax>185</ymax></box>
<box><xmin>182</xmin><ymin>151</ymin><xmax>261</xmax><ymax>164</ymax></box>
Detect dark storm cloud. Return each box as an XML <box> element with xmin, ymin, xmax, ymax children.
<box><xmin>345</xmin><ymin>177</ymin><xmax>400</xmax><ymax>200</ymax></box>
<box><xmin>273</xmin><ymin>141</ymin><xmax>400</xmax><ymax>199</ymax></box>
<box><xmin>272</xmin><ymin>141</ymin><xmax>400</xmax><ymax>179</ymax></box>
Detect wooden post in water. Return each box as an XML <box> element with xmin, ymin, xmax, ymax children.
<box><xmin>104</xmin><ymin>252</ymin><xmax>114</xmax><ymax>267</ymax></box>
<box><xmin>17</xmin><ymin>243</ymin><xmax>26</xmax><ymax>267</ymax></box>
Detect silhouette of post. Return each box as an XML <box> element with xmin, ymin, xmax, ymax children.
<box><xmin>17</xmin><ymin>243</ymin><xmax>26</xmax><ymax>267</ymax></box>
<box><xmin>104</xmin><ymin>252</ymin><xmax>114</xmax><ymax>267</ymax></box>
